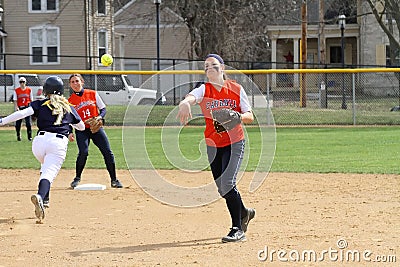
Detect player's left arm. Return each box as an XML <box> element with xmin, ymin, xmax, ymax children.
<box><xmin>94</xmin><ymin>92</ymin><xmax>106</xmax><ymax>125</ymax></box>
<box><xmin>239</xmin><ymin>86</ymin><xmax>254</xmax><ymax>124</ymax></box>
<box><xmin>241</xmin><ymin>111</ymin><xmax>254</xmax><ymax>124</ymax></box>
<box><xmin>29</xmin><ymin>89</ymin><xmax>34</xmax><ymax>102</ymax></box>
<box><xmin>95</xmin><ymin>93</ymin><xmax>106</xmax><ymax>118</ymax></box>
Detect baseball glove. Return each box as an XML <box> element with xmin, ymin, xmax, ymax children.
<box><xmin>211</xmin><ymin>108</ymin><xmax>241</xmax><ymax>133</ymax></box>
<box><xmin>85</xmin><ymin>116</ymin><xmax>103</xmax><ymax>133</ymax></box>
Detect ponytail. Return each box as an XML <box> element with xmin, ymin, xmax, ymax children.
<box><xmin>42</xmin><ymin>94</ymin><xmax>73</xmax><ymax>125</ymax></box>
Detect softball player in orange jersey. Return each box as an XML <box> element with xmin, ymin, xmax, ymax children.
<box><xmin>177</xmin><ymin>54</ymin><xmax>256</xmax><ymax>242</ymax></box>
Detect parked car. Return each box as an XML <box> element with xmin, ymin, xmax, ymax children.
<box><xmin>0</xmin><ymin>74</ymin><xmax>43</xmax><ymax>102</ymax></box>
<box><xmin>80</xmin><ymin>74</ymin><xmax>165</xmax><ymax>105</ymax></box>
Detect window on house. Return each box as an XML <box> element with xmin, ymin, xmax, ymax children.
<box><xmin>32</xmin><ymin>0</ymin><xmax>41</xmax><ymax>11</ymax></box>
<box><xmin>330</xmin><ymin>46</ymin><xmax>342</xmax><ymax>64</ymax></box>
<box><xmin>98</xmin><ymin>31</ymin><xmax>107</xmax><ymax>65</ymax></box>
<box><xmin>30</xmin><ymin>27</ymin><xmax>60</xmax><ymax>64</ymax></box>
<box><xmin>30</xmin><ymin>0</ymin><xmax>58</xmax><ymax>12</ymax></box>
<box><xmin>98</xmin><ymin>0</ymin><xmax>106</xmax><ymax>15</ymax></box>
<box><xmin>386</xmin><ymin>45</ymin><xmax>400</xmax><ymax>67</ymax></box>
<box><xmin>46</xmin><ymin>29</ymin><xmax>58</xmax><ymax>62</ymax></box>
<box><xmin>47</xmin><ymin>0</ymin><xmax>57</xmax><ymax>11</ymax></box>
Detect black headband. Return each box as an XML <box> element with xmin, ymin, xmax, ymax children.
<box><xmin>205</xmin><ymin>54</ymin><xmax>224</xmax><ymax>64</ymax></box>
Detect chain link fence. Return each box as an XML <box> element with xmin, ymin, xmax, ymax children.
<box><xmin>1</xmin><ymin>68</ymin><xmax>400</xmax><ymax>126</ymax></box>
<box><xmin>248</xmin><ymin>70</ymin><xmax>400</xmax><ymax>125</ymax></box>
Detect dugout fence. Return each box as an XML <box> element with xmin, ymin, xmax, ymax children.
<box><xmin>1</xmin><ymin>68</ymin><xmax>400</xmax><ymax>126</ymax></box>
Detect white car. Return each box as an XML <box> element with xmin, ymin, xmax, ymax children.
<box><xmin>81</xmin><ymin>74</ymin><xmax>165</xmax><ymax>105</ymax></box>
<box><xmin>0</xmin><ymin>74</ymin><xmax>44</xmax><ymax>102</ymax></box>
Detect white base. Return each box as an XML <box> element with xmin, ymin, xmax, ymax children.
<box><xmin>74</xmin><ymin>183</ymin><xmax>106</xmax><ymax>191</ymax></box>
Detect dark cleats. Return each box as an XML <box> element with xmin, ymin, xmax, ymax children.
<box><xmin>70</xmin><ymin>177</ymin><xmax>81</xmax><ymax>188</ymax></box>
<box><xmin>31</xmin><ymin>194</ymin><xmax>45</xmax><ymax>221</ymax></box>
<box><xmin>241</xmin><ymin>208</ymin><xmax>255</xmax><ymax>233</ymax></box>
<box><xmin>111</xmin><ymin>179</ymin><xmax>123</xmax><ymax>188</ymax></box>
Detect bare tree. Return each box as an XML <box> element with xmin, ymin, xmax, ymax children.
<box><xmin>324</xmin><ymin>0</ymin><xmax>357</xmax><ymax>24</ymax></box>
<box><xmin>164</xmin><ymin>0</ymin><xmax>361</xmax><ymax>64</ymax></box>
<box><xmin>113</xmin><ymin>0</ymin><xmax>359</xmax><ymax>64</ymax></box>
<box><xmin>164</xmin><ymin>0</ymin><xmax>304</xmax><ymax>65</ymax></box>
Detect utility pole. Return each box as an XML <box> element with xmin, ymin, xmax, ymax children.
<box><xmin>318</xmin><ymin>0</ymin><xmax>325</xmax><ymax>67</ymax></box>
<box><xmin>300</xmin><ymin>0</ymin><xmax>307</xmax><ymax>108</ymax></box>
<box><xmin>318</xmin><ymin>0</ymin><xmax>327</xmax><ymax>108</ymax></box>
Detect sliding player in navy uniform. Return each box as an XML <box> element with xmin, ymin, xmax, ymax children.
<box><xmin>0</xmin><ymin>76</ymin><xmax>85</xmax><ymax>223</ymax></box>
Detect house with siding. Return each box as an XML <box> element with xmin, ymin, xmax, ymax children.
<box><xmin>0</xmin><ymin>0</ymin><xmax>190</xmax><ymax>73</ymax></box>
<box><xmin>255</xmin><ymin>0</ymin><xmax>398</xmax><ymax>95</ymax></box>
<box><xmin>1</xmin><ymin>0</ymin><xmax>114</xmax><ymax>70</ymax></box>
<box><xmin>358</xmin><ymin>1</ymin><xmax>400</xmax><ymax>96</ymax></box>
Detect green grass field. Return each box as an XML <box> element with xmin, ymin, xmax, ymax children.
<box><xmin>2</xmin><ymin>102</ymin><xmax>400</xmax><ymax>126</ymax></box>
<box><xmin>0</xmin><ymin>126</ymin><xmax>399</xmax><ymax>174</ymax></box>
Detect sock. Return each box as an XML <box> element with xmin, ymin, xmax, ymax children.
<box><xmin>76</xmin><ymin>162</ymin><xmax>85</xmax><ymax>178</ymax></box>
<box><xmin>44</xmin><ymin>191</ymin><xmax>50</xmax><ymax>202</ymax></box>
<box><xmin>106</xmin><ymin>162</ymin><xmax>117</xmax><ymax>181</ymax></box>
<box><xmin>224</xmin><ymin>187</ymin><xmax>244</xmax><ymax>230</ymax></box>
<box><xmin>37</xmin><ymin>179</ymin><xmax>51</xmax><ymax>200</ymax></box>
<box><xmin>76</xmin><ymin>153</ymin><xmax>87</xmax><ymax>178</ymax></box>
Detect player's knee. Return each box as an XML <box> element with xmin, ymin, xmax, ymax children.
<box><xmin>77</xmin><ymin>152</ymin><xmax>89</xmax><ymax>159</ymax></box>
<box><xmin>39</xmin><ymin>176</ymin><xmax>53</xmax><ymax>185</ymax></box>
<box><xmin>220</xmin><ymin>186</ymin><xmax>238</xmax><ymax>199</ymax></box>
<box><xmin>104</xmin><ymin>152</ymin><xmax>115</xmax><ymax>161</ymax></box>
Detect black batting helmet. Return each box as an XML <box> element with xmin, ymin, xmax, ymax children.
<box><xmin>43</xmin><ymin>76</ymin><xmax>64</xmax><ymax>96</ymax></box>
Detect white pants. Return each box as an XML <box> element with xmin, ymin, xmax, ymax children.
<box><xmin>32</xmin><ymin>132</ymin><xmax>69</xmax><ymax>184</ymax></box>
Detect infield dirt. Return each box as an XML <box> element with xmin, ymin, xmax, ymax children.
<box><xmin>0</xmin><ymin>169</ymin><xmax>398</xmax><ymax>266</ymax></box>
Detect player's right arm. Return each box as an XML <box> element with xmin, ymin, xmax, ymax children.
<box><xmin>177</xmin><ymin>84</ymin><xmax>205</xmax><ymax>125</ymax></box>
<box><xmin>0</xmin><ymin>107</ymin><xmax>34</xmax><ymax>125</ymax></box>
<box><xmin>177</xmin><ymin>94</ymin><xmax>196</xmax><ymax>125</ymax></box>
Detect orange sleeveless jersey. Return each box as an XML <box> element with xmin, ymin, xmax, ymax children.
<box><xmin>15</xmin><ymin>87</ymin><xmax>32</xmax><ymax>107</ymax></box>
<box><xmin>68</xmin><ymin>89</ymin><xmax>99</xmax><ymax>128</ymax></box>
<box><xmin>199</xmin><ymin>80</ymin><xmax>244</xmax><ymax>147</ymax></box>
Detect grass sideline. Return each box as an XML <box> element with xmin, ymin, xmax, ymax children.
<box><xmin>0</xmin><ymin>126</ymin><xmax>399</xmax><ymax>174</ymax></box>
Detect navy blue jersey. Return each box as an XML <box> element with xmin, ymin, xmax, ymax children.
<box><xmin>31</xmin><ymin>99</ymin><xmax>82</xmax><ymax>137</ymax></box>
